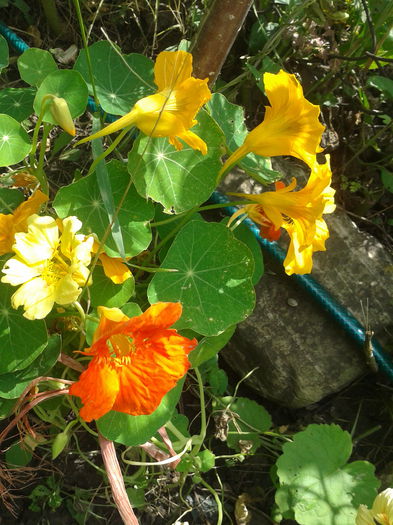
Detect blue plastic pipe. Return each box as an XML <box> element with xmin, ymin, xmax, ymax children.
<box><xmin>1</xmin><ymin>20</ymin><xmax>392</xmax><ymax>381</ymax></box>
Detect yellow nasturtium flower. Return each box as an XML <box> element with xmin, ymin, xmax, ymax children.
<box><xmin>220</xmin><ymin>70</ymin><xmax>325</xmax><ymax>174</ymax></box>
<box><xmin>92</xmin><ymin>240</ymin><xmax>132</xmax><ymax>285</ymax></box>
<box><xmin>1</xmin><ymin>215</ymin><xmax>94</xmax><ymax>320</ymax></box>
<box><xmin>0</xmin><ymin>190</ymin><xmax>48</xmax><ymax>255</ymax></box>
<box><xmin>228</xmin><ymin>160</ymin><xmax>335</xmax><ymax>275</ymax></box>
<box><xmin>78</xmin><ymin>50</ymin><xmax>211</xmax><ymax>154</ymax></box>
<box><xmin>356</xmin><ymin>488</ymin><xmax>393</xmax><ymax>525</ymax></box>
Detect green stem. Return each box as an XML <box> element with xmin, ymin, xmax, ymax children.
<box><xmin>199</xmin><ymin>477</ymin><xmax>223</xmax><ymax>525</ymax></box>
<box><xmin>189</xmin><ymin>368</ymin><xmax>207</xmax><ymax>459</ymax></box>
<box><xmin>73</xmin><ymin>0</ymin><xmax>99</xmax><ymax>104</ymax></box>
<box><xmin>35</xmin><ymin>122</ymin><xmax>51</xmax><ymax>195</ymax></box>
<box><xmin>87</xmin><ymin>127</ymin><xmax>131</xmax><ymax>176</ymax></box>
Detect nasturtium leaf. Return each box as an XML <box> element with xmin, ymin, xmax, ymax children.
<box><xmin>381</xmin><ymin>167</ymin><xmax>393</xmax><ymax>193</ymax></box>
<box><xmin>89</xmin><ymin>265</ymin><xmax>135</xmax><ymax>308</ymax></box>
<box><xmin>128</xmin><ymin>110</ymin><xmax>224</xmax><ymax>213</ymax></box>
<box><xmin>148</xmin><ymin>220</ymin><xmax>255</xmax><ymax>336</ymax></box>
<box><xmin>223</xmin><ymin>218</ymin><xmax>264</xmax><ymax>285</ymax></box>
<box><xmin>367</xmin><ymin>75</ymin><xmax>393</xmax><ymax>99</ymax></box>
<box><xmin>0</xmin><ymin>114</ymin><xmax>31</xmax><ymax>167</ymax></box>
<box><xmin>214</xmin><ymin>396</ymin><xmax>272</xmax><ymax>453</ymax></box>
<box><xmin>0</xmin><ymin>398</ymin><xmax>16</xmax><ymax>420</ymax></box>
<box><xmin>208</xmin><ymin>367</ymin><xmax>228</xmax><ymax>396</ymax></box>
<box><xmin>0</xmin><ymin>334</ymin><xmax>61</xmax><ymax>399</ymax></box>
<box><xmin>164</xmin><ymin>411</ymin><xmax>190</xmax><ymax>444</ymax></box>
<box><xmin>0</xmin><ymin>188</ymin><xmax>24</xmax><ymax>213</ymax></box>
<box><xmin>275</xmin><ymin>424</ymin><xmax>380</xmax><ymax>525</ymax></box>
<box><xmin>53</xmin><ymin>160</ymin><xmax>154</xmax><ymax>257</ymax></box>
<box><xmin>207</xmin><ymin>92</ymin><xmax>280</xmax><ymax>184</ymax></box>
<box><xmin>126</xmin><ymin>487</ymin><xmax>146</xmax><ymax>509</ymax></box>
<box><xmin>196</xmin><ymin>450</ymin><xmax>215</xmax><ymax>473</ymax></box>
<box><xmin>74</xmin><ymin>41</ymin><xmax>154</xmax><ymax>115</ymax></box>
<box><xmin>17</xmin><ymin>48</ymin><xmax>57</xmax><ymax>87</ymax></box>
<box><xmin>34</xmin><ymin>69</ymin><xmax>88</xmax><ymax>124</ymax></box>
<box><xmin>96</xmin><ymin>379</ymin><xmax>184</xmax><ymax>446</ymax></box>
<box><xmin>189</xmin><ymin>325</ymin><xmax>236</xmax><ymax>368</ymax></box>
<box><xmin>0</xmin><ymin>34</ymin><xmax>8</xmax><ymax>71</ymax></box>
<box><xmin>5</xmin><ymin>441</ymin><xmax>33</xmax><ymax>467</ymax></box>
<box><xmin>0</xmin><ymin>283</ymin><xmax>48</xmax><ymax>374</ymax></box>
<box><xmin>0</xmin><ymin>87</ymin><xmax>36</xmax><ymax>121</ymax></box>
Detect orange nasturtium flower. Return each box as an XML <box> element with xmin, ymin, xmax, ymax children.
<box><xmin>228</xmin><ymin>160</ymin><xmax>335</xmax><ymax>275</ymax></box>
<box><xmin>1</xmin><ymin>215</ymin><xmax>94</xmax><ymax>320</ymax></box>
<box><xmin>0</xmin><ymin>190</ymin><xmax>48</xmax><ymax>255</ymax></box>
<box><xmin>69</xmin><ymin>302</ymin><xmax>197</xmax><ymax>422</ymax></box>
<box><xmin>77</xmin><ymin>50</ymin><xmax>211</xmax><ymax>154</ymax></box>
<box><xmin>220</xmin><ymin>70</ymin><xmax>325</xmax><ymax>175</ymax></box>
<box><xmin>356</xmin><ymin>488</ymin><xmax>393</xmax><ymax>525</ymax></box>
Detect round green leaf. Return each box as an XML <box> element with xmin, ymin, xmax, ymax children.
<box><xmin>0</xmin><ymin>34</ymin><xmax>9</xmax><ymax>71</ymax></box>
<box><xmin>0</xmin><ymin>114</ymin><xmax>31</xmax><ymax>167</ymax></box>
<box><xmin>148</xmin><ymin>220</ymin><xmax>255</xmax><ymax>336</ymax></box>
<box><xmin>89</xmin><ymin>265</ymin><xmax>135</xmax><ymax>308</ymax></box>
<box><xmin>34</xmin><ymin>69</ymin><xmax>88</xmax><ymax>123</ymax></box>
<box><xmin>0</xmin><ymin>334</ymin><xmax>61</xmax><ymax>399</ymax></box>
<box><xmin>0</xmin><ymin>283</ymin><xmax>48</xmax><ymax>374</ymax></box>
<box><xmin>17</xmin><ymin>48</ymin><xmax>57</xmax><ymax>87</ymax></box>
<box><xmin>275</xmin><ymin>424</ymin><xmax>380</xmax><ymax>525</ymax></box>
<box><xmin>189</xmin><ymin>325</ymin><xmax>236</xmax><ymax>368</ymax></box>
<box><xmin>74</xmin><ymin>41</ymin><xmax>154</xmax><ymax>115</ymax></box>
<box><xmin>96</xmin><ymin>379</ymin><xmax>185</xmax><ymax>446</ymax></box>
<box><xmin>0</xmin><ymin>88</ymin><xmax>36</xmax><ymax>121</ymax></box>
<box><xmin>53</xmin><ymin>160</ymin><xmax>154</xmax><ymax>257</ymax></box>
<box><xmin>5</xmin><ymin>441</ymin><xmax>33</xmax><ymax>467</ymax></box>
<box><xmin>128</xmin><ymin>110</ymin><xmax>224</xmax><ymax>213</ymax></box>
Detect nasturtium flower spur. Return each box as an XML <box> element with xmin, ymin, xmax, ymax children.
<box><xmin>0</xmin><ymin>190</ymin><xmax>48</xmax><ymax>255</ymax></box>
<box><xmin>1</xmin><ymin>215</ymin><xmax>94</xmax><ymax>320</ymax></box>
<box><xmin>77</xmin><ymin>50</ymin><xmax>211</xmax><ymax>154</ymax></box>
<box><xmin>356</xmin><ymin>488</ymin><xmax>393</xmax><ymax>525</ymax></box>
<box><xmin>69</xmin><ymin>302</ymin><xmax>197</xmax><ymax>422</ymax></box>
<box><xmin>220</xmin><ymin>69</ymin><xmax>325</xmax><ymax>175</ymax></box>
<box><xmin>228</xmin><ymin>160</ymin><xmax>335</xmax><ymax>275</ymax></box>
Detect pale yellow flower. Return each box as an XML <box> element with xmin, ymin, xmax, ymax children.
<box><xmin>356</xmin><ymin>488</ymin><xmax>393</xmax><ymax>525</ymax></box>
<box><xmin>1</xmin><ymin>215</ymin><xmax>94</xmax><ymax>320</ymax></box>
<box><xmin>220</xmin><ymin>69</ymin><xmax>325</xmax><ymax>174</ymax></box>
<box><xmin>228</xmin><ymin>160</ymin><xmax>335</xmax><ymax>275</ymax></box>
<box><xmin>77</xmin><ymin>50</ymin><xmax>211</xmax><ymax>154</ymax></box>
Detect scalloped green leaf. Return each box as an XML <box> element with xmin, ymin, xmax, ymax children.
<box><xmin>148</xmin><ymin>220</ymin><xmax>255</xmax><ymax>336</ymax></box>
<box><xmin>0</xmin><ymin>114</ymin><xmax>31</xmax><ymax>167</ymax></box>
<box><xmin>53</xmin><ymin>160</ymin><xmax>154</xmax><ymax>258</ymax></box>
<box><xmin>0</xmin><ymin>34</ymin><xmax>9</xmax><ymax>71</ymax></box>
<box><xmin>0</xmin><ymin>283</ymin><xmax>48</xmax><ymax>374</ymax></box>
<box><xmin>96</xmin><ymin>379</ymin><xmax>184</xmax><ymax>446</ymax></box>
<box><xmin>207</xmin><ymin>92</ymin><xmax>280</xmax><ymax>183</ymax></box>
<box><xmin>89</xmin><ymin>265</ymin><xmax>135</xmax><ymax>308</ymax></box>
<box><xmin>275</xmin><ymin>424</ymin><xmax>380</xmax><ymax>525</ymax></box>
<box><xmin>74</xmin><ymin>41</ymin><xmax>154</xmax><ymax>115</ymax></box>
<box><xmin>0</xmin><ymin>87</ymin><xmax>36</xmax><ymax>121</ymax></box>
<box><xmin>17</xmin><ymin>48</ymin><xmax>58</xmax><ymax>87</ymax></box>
<box><xmin>0</xmin><ymin>188</ymin><xmax>24</xmax><ymax>213</ymax></box>
<box><xmin>34</xmin><ymin>69</ymin><xmax>88</xmax><ymax>124</ymax></box>
<box><xmin>0</xmin><ymin>334</ymin><xmax>61</xmax><ymax>399</ymax></box>
<box><xmin>128</xmin><ymin>110</ymin><xmax>224</xmax><ymax>213</ymax></box>
<box><xmin>189</xmin><ymin>325</ymin><xmax>236</xmax><ymax>368</ymax></box>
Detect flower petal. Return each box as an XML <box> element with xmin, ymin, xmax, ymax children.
<box><xmin>154</xmin><ymin>50</ymin><xmax>193</xmax><ymax>91</ymax></box>
<box><xmin>99</xmin><ymin>253</ymin><xmax>132</xmax><ymax>284</ymax></box>
<box><xmin>13</xmin><ymin>215</ymin><xmax>58</xmax><ymax>264</ymax></box>
<box><xmin>1</xmin><ymin>257</ymin><xmax>42</xmax><ymax>286</ymax></box>
<box><xmin>11</xmin><ymin>277</ymin><xmax>55</xmax><ymax>320</ymax></box>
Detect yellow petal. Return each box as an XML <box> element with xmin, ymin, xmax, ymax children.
<box><xmin>49</xmin><ymin>96</ymin><xmax>76</xmax><ymax>136</ymax></box>
<box><xmin>11</xmin><ymin>277</ymin><xmax>55</xmax><ymax>320</ymax></box>
<box><xmin>154</xmin><ymin>50</ymin><xmax>193</xmax><ymax>91</ymax></box>
<box><xmin>99</xmin><ymin>253</ymin><xmax>132</xmax><ymax>284</ymax></box>
<box><xmin>13</xmin><ymin>215</ymin><xmax>58</xmax><ymax>264</ymax></box>
<box><xmin>76</xmin><ymin>108</ymin><xmax>139</xmax><ymax>145</ymax></box>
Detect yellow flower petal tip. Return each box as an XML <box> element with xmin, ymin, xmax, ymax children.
<box><xmin>1</xmin><ymin>215</ymin><xmax>94</xmax><ymax>319</ymax></box>
<box><xmin>356</xmin><ymin>488</ymin><xmax>393</xmax><ymax>525</ymax></box>
<box><xmin>229</xmin><ymin>159</ymin><xmax>335</xmax><ymax>275</ymax></box>
<box><xmin>49</xmin><ymin>96</ymin><xmax>76</xmax><ymax>136</ymax></box>
<box><xmin>221</xmin><ymin>69</ymin><xmax>325</xmax><ymax>173</ymax></box>
<box><xmin>69</xmin><ymin>302</ymin><xmax>197</xmax><ymax>422</ymax></box>
<box><xmin>78</xmin><ymin>50</ymin><xmax>211</xmax><ymax>153</ymax></box>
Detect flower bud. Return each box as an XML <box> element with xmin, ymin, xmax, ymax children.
<box><xmin>49</xmin><ymin>96</ymin><xmax>75</xmax><ymax>136</ymax></box>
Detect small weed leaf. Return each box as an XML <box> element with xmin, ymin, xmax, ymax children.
<box><xmin>74</xmin><ymin>41</ymin><xmax>155</xmax><ymax>115</ymax></box>
<box><xmin>381</xmin><ymin>168</ymin><xmax>393</xmax><ymax>193</ymax></box>
<box><xmin>128</xmin><ymin>110</ymin><xmax>224</xmax><ymax>214</ymax></box>
<box><xmin>148</xmin><ymin>220</ymin><xmax>255</xmax><ymax>336</ymax></box>
<box><xmin>189</xmin><ymin>325</ymin><xmax>236</xmax><ymax>368</ymax></box>
<box><xmin>89</xmin><ymin>265</ymin><xmax>135</xmax><ymax>308</ymax></box>
<box><xmin>34</xmin><ymin>69</ymin><xmax>88</xmax><ymax>124</ymax></box>
<box><xmin>275</xmin><ymin>424</ymin><xmax>380</xmax><ymax>525</ymax></box>
<box><xmin>0</xmin><ymin>87</ymin><xmax>36</xmax><ymax>121</ymax></box>
<box><xmin>17</xmin><ymin>48</ymin><xmax>58</xmax><ymax>87</ymax></box>
<box><xmin>0</xmin><ymin>114</ymin><xmax>31</xmax><ymax>167</ymax></box>
<box><xmin>0</xmin><ymin>283</ymin><xmax>48</xmax><ymax>374</ymax></box>
<box><xmin>367</xmin><ymin>75</ymin><xmax>393</xmax><ymax>99</ymax></box>
<box><xmin>53</xmin><ymin>160</ymin><xmax>154</xmax><ymax>258</ymax></box>
<box><xmin>96</xmin><ymin>379</ymin><xmax>185</xmax><ymax>446</ymax></box>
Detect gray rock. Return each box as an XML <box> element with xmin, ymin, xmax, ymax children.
<box><xmin>220</xmin><ymin>163</ymin><xmax>393</xmax><ymax>408</ymax></box>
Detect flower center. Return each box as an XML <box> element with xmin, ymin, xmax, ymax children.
<box><xmin>108</xmin><ymin>334</ymin><xmax>136</xmax><ymax>358</ymax></box>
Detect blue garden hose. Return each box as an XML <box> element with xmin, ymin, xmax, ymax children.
<box><xmin>211</xmin><ymin>191</ymin><xmax>393</xmax><ymax>381</ymax></box>
<box><xmin>1</xmin><ymin>20</ymin><xmax>392</xmax><ymax>381</ymax></box>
